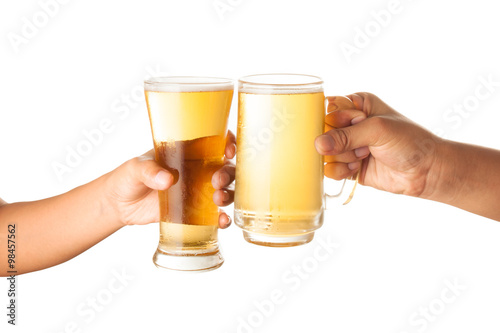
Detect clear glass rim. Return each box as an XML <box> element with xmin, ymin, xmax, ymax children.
<box><xmin>238</xmin><ymin>74</ymin><xmax>323</xmax><ymax>93</ymax></box>
<box><xmin>144</xmin><ymin>76</ymin><xmax>234</xmax><ymax>92</ymax></box>
<box><xmin>239</xmin><ymin>73</ymin><xmax>323</xmax><ymax>86</ymax></box>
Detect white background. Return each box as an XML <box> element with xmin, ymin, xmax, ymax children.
<box><xmin>1</xmin><ymin>0</ymin><xmax>500</xmax><ymax>332</ymax></box>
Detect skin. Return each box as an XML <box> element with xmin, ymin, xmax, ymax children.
<box><xmin>215</xmin><ymin>93</ymin><xmax>500</xmax><ymax>222</ymax></box>
<box><xmin>2</xmin><ymin>93</ymin><xmax>498</xmax><ymax>275</ymax></box>
<box><xmin>0</xmin><ymin>131</ymin><xmax>236</xmax><ymax>276</ymax></box>
<box><xmin>314</xmin><ymin>93</ymin><xmax>500</xmax><ymax>221</ymax></box>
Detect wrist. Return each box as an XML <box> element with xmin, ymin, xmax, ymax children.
<box><xmin>94</xmin><ymin>172</ymin><xmax>126</xmax><ymax>230</ymax></box>
<box><xmin>419</xmin><ymin>139</ymin><xmax>463</xmax><ymax>205</ymax></box>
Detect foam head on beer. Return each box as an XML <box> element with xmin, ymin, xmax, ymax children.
<box><xmin>234</xmin><ymin>74</ymin><xmax>326</xmax><ymax>247</ymax></box>
<box><xmin>145</xmin><ymin>77</ymin><xmax>233</xmax><ymax>267</ymax></box>
<box><xmin>145</xmin><ymin>77</ymin><xmax>233</xmax><ymax>142</ymax></box>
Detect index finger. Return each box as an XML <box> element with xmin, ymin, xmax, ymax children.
<box><xmin>225</xmin><ymin>130</ymin><xmax>236</xmax><ymax>159</ymax></box>
<box><xmin>326</xmin><ymin>96</ymin><xmax>356</xmax><ymax>114</ymax></box>
<box><xmin>325</xmin><ymin>109</ymin><xmax>366</xmax><ymax>128</ymax></box>
<box><xmin>325</xmin><ymin>96</ymin><xmax>362</xmax><ymax>129</ymax></box>
<box><xmin>346</xmin><ymin>92</ymin><xmax>396</xmax><ymax>117</ymax></box>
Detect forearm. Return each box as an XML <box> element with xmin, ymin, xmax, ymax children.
<box><xmin>0</xmin><ymin>174</ymin><xmax>122</xmax><ymax>276</ymax></box>
<box><xmin>424</xmin><ymin>140</ymin><xmax>500</xmax><ymax>221</ymax></box>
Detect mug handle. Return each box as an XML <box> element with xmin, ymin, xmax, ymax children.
<box><xmin>323</xmin><ymin>96</ymin><xmax>362</xmax><ymax>208</ymax></box>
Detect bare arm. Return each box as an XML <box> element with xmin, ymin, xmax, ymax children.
<box><xmin>0</xmin><ymin>134</ymin><xmax>237</xmax><ymax>276</ymax></box>
<box><xmin>425</xmin><ymin>141</ymin><xmax>500</xmax><ymax>221</ymax></box>
<box><xmin>0</xmin><ymin>174</ymin><xmax>123</xmax><ymax>276</ymax></box>
<box><xmin>315</xmin><ymin>93</ymin><xmax>500</xmax><ymax>222</ymax></box>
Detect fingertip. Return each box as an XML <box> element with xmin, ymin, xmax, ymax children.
<box><xmin>347</xmin><ymin>161</ymin><xmax>360</xmax><ymax>171</ymax></box>
<box><xmin>213</xmin><ymin>189</ymin><xmax>230</xmax><ymax>206</ymax></box>
<box><xmin>327</xmin><ymin>96</ymin><xmax>355</xmax><ymax>113</ymax></box>
<box><xmin>225</xmin><ymin>143</ymin><xmax>236</xmax><ymax>159</ymax></box>
<box><xmin>315</xmin><ymin>135</ymin><xmax>335</xmax><ymax>154</ymax></box>
<box><xmin>218</xmin><ymin>212</ymin><xmax>232</xmax><ymax>229</ymax></box>
<box><xmin>354</xmin><ymin>146</ymin><xmax>370</xmax><ymax>158</ymax></box>
<box><xmin>227</xmin><ymin>130</ymin><xmax>236</xmax><ymax>144</ymax></box>
<box><xmin>325</xmin><ymin>162</ymin><xmax>357</xmax><ymax>180</ymax></box>
<box><xmin>346</xmin><ymin>93</ymin><xmax>365</xmax><ymax>110</ymax></box>
<box><xmin>351</xmin><ymin>115</ymin><xmax>366</xmax><ymax>125</ymax></box>
<box><xmin>154</xmin><ymin>170</ymin><xmax>173</xmax><ymax>189</ymax></box>
<box><xmin>225</xmin><ymin>130</ymin><xmax>237</xmax><ymax>159</ymax></box>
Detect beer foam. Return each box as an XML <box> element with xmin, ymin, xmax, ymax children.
<box><xmin>144</xmin><ymin>77</ymin><xmax>234</xmax><ymax>92</ymax></box>
<box><xmin>238</xmin><ymin>74</ymin><xmax>324</xmax><ymax>95</ymax></box>
<box><xmin>239</xmin><ymin>87</ymin><xmax>324</xmax><ymax>95</ymax></box>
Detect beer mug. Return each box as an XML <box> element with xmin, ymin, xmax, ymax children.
<box><xmin>144</xmin><ymin>77</ymin><xmax>234</xmax><ymax>271</ymax></box>
<box><xmin>234</xmin><ymin>74</ymin><xmax>359</xmax><ymax>247</ymax></box>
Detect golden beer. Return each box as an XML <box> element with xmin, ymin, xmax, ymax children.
<box><xmin>235</xmin><ymin>74</ymin><xmax>325</xmax><ymax>247</ymax></box>
<box><xmin>145</xmin><ymin>77</ymin><xmax>233</xmax><ymax>271</ymax></box>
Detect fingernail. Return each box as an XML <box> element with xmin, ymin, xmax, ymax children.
<box><xmin>348</xmin><ymin>162</ymin><xmax>360</xmax><ymax>170</ymax></box>
<box><xmin>351</xmin><ymin>116</ymin><xmax>365</xmax><ymax>125</ymax></box>
<box><xmin>223</xmin><ymin>191</ymin><xmax>230</xmax><ymax>202</ymax></box>
<box><xmin>229</xmin><ymin>144</ymin><xmax>236</xmax><ymax>157</ymax></box>
<box><xmin>317</xmin><ymin>135</ymin><xmax>335</xmax><ymax>152</ymax></box>
<box><xmin>155</xmin><ymin>170</ymin><xmax>170</xmax><ymax>187</ymax></box>
<box><xmin>354</xmin><ymin>146</ymin><xmax>370</xmax><ymax>158</ymax></box>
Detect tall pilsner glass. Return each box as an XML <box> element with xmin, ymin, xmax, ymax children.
<box><xmin>145</xmin><ymin>77</ymin><xmax>233</xmax><ymax>271</ymax></box>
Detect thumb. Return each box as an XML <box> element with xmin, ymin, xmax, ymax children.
<box><xmin>315</xmin><ymin>116</ymin><xmax>385</xmax><ymax>155</ymax></box>
<box><xmin>125</xmin><ymin>157</ymin><xmax>175</xmax><ymax>190</ymax></box>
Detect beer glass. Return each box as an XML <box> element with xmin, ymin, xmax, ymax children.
<box><xmin>145</xmin><ymin>76</ymin><xmax>234</xmax><ymax>271</ymax></box>
<box><xmin>234</xmin><ymin>74</ymin><xmax>358</xmax><ymax>247</ymax></box>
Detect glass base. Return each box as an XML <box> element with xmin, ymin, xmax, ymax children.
<box><xmin>235</xmin><ymin>208</ymin><xmax>322</xmax><ymax>247</ymax></box>
<box><xmin>153</xmin><ymin>249</ymin><xmax>224</xmax><ymax>272</ymax></box>
<box><xmin>242</xmin><ymin>230</ymin><xmax>315</xmax><ymax>247</ymax></box>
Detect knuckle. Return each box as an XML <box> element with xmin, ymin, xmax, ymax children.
<box><xmin>125</xmin><ymin>157</ymin><xmax>142</xmax><ymax>170</ymax></box>
<box><xmin>355</xmin><ymin>91</ymin><xmax>370</xmax><ymax>99</ymax></box>
<box><xmin>356</xmin><ymin>92</ymin><xmax>377</xmax><ymax>109</ymax></box>
<box><xmin>368</xmin><ymin>116</ymin><xmax>388</xmax><ymax>132</ymax></box>
<box><xmin>142</xmin><ymin>165</ymin><xmax>155</xmax><ymax>180</ymax></box>
<box><xmin>368</xmin><ymin>115</ymin><xmax>383</xmax><ymax>127</ymax></box>
<box><xmin>129</xmin><ymin>157</ymin><xmax>157</xmax><ymax>180</ymax></box>
<box><xmin>358</xmin><ymin>91</ymin><xmax>375</xmax><ymax>101</ymax></box>
<box><xmin>365</xmin><ymin>116</ymin><xmax>386</xmax><ymax>143</ymax></box>
<box><xmin>332</xmin><ymin>129</ymin><xmax>350</xmax><ymax>153</ymax></box>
